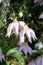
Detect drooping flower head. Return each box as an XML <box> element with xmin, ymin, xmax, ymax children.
<box><xmin>6</xmin><ymin>21</ymin><xmax>24</xmax><ymax>38</ymax></box>
<box><xmin>19</xmin><ymin>25</ymin><xmax>37</xmax><ymax>44</ymax></box>
<box><xmin>19</xmin><ymin>45</ymin><xmax>33</xmax><ymax>56</ymax></box>
<box><xmin>6</xmin><ymin>21</ymin><xmax>37</xmax><ymax>45</ymax></box>
<box><xmin>6</xmin><ymin>16</ymin><xmax>20</xmax><ymax>37</ymax></box>
<box><xmin>6</xmin><ymin>22</ymin><xmax>19</xmax><ymax>37</ymax></box>
<box><xmin>26</xmin><ymin>28</ymin><xmax>37</xmax><ymax>43</ymax></box>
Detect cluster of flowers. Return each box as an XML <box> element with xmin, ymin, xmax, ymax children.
<box><xmin>28</xmin><ymin>55</ymin><xmax>43</xmax><ymax>65</ymax></box>
<box><xmin>0</xmin><ymin>21</ymin><xmax>43</xmax><ymax>63</ymax></box>
<box><xmin>6</xmin><ymin>21</ymin><xmax>37</xmax><ymax>56</ymax></box>
<box><xmin>0</xmin><ymin>47</ymin><xmax>43</xmax><ymax>65</ymax></box>
<box><xmin>0</xmin><ymin>21</ymin><xmax>43</xmax><ymax>65</ymax></box>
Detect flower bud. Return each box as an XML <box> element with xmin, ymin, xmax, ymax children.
<box><xmin>19</xmin><ymin>11</ymin><xmax>23</xmax><ymax>18</ymax></box>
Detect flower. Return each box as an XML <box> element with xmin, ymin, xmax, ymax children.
<box><xmin>39</xmin><ymin>13</ymin><xmax>43</xmax><ymax>19</ymax></box>
<box><xmin>19</xmin><ymin>27</ymin><xmax>37</xmax><ymax>44</ymax></box>
<box><xmin>28</xmin><ymin>61</ymin><xmax>36</xmax><ymax>65</ymax></box>
<box><xmin>35</xmin><ymin>56</ymin><xmax>43</xmax><ymax>65</ymax></box>
<box><xmin>6</xmin><ymin>21</ymin><xmax>27</xmax><ymax>38</ymax></box>
<box><xmin>0</xmin><ymin>47</ymin><xmax>5</xmax><ymax>62</ymax></box>
<box><xmin>19</xmin><ymin>45</ymin><xmax>33</xmax><ymax>56</ymax></box>
<box><xmin>26</xmin><ymin>28</ymin><xmax>37</xmax><ymax>43</ymax></box>
<box><xmin>6</xmin><ymin>21</ymin><xmax>24</xmax><ymax>38</ymax></box>
<box><xmin>6</xmin><ymin>21</ymin><xmax>37</xmax><ymax>44</ymax></box>
<box><xmin>6</xmin><ymin>22</ymin><xmax>19</xmax><ymax>37</ymax></box>
<box><xmin>35</xmin><ymin>42</ymin><xmax>43</xmax><ymax>50</ymax></box>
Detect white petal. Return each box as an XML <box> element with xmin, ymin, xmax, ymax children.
<box><xmin>6</xmin><ymin>22</ymin><xmax>19</xmax><ymax>37</ymax></box>
<box><xmin>28</xmin><ymin>28</ymin><xmax>37</xmax><ymax>41</ymax></box>
<box><xmin>6</xmin><ymin>22</ymin><xmax>14</xmax><ymax>37</ymax></box>
<box><xmin>13</xmin><ymin>22</ymin><xmax>19</xmax><ymax>36</ymax></box>
<box><xmin>26</xmin><ymin>29</ymin><xmax>32</xmax><ymax>43</ymax></box>
<box><xmin>19</xmin><ymin>29</ymin><xmax>25</xmax><ymax>43</ymax></box>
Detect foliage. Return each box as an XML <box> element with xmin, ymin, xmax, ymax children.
<box><xmin>0</xmin><ymin>0</ymin><xmax>43</xmax><ymax>65</ymax></box>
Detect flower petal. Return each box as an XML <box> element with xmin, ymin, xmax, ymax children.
<box><xmin>19</xmin><ymin>29</ymin><xmax>25</xmax><ymax>43</ymax></box>
<box><xmin>28</xmin><ymin>61</ymin><xmax>36</xmax><ymax>65</ymax></box>
<box><xmin>6</xmin><ymin>22</ymin><xmax>19</xmax><ymax>37</ymax></box>
<box><xmin>19</xmin><ymin>45</ymin><xmax>33</xmax><ymax>56</ymax></box>
<box><xmin>26</xmin><ymin>29</ymin><xmax>32</xmax><ymax>43</ymax></box>
<box><xmin>26</xmin><ymin>28</ymin><xmax>37</xmax><ymax>42</ymax></box>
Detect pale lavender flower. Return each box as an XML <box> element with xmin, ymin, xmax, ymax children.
<box><xmin>35</xmin><ymin>56</ymin><xmax>43</xmax><ymax>65</ymax></box>
<box><xmin>6</xmin><ymin>22</ymin><xmax>19</xmax><ymax>37</ymax></box>
<box><xmin>35</xmin><ymin>42</ymin><xmax>43</xmax><ymax>50</ymax></box>
<box><xmin>26</xmin><ymin>28</ymin><xmax>37</xmax><ymax>43</ymax></box>
<box><xmin>28</xmin><ymin>61</ymin><xmax>36</xmax><ymax>65</ymax></box>
<box><xmin>6</xmin><ymin>21</ymin><xmax>37</xmax><ymax>44</ymax></box>
<box><xmin>0</xmin><ymin>47</ymin><xmax>5</xmax><ymax>62</ymax></box>
<box><xmin>19</xmin><ymin>45</ymin><xmax>33</xmax><ymax>56</ymax></box>
<box><xmin>39</xmin><ymin>13</ymin><xmax>43</xmax><ymax>19</ymax></box>
<box><xmin>6</xmin><ymin>21</ymin><xmax>24</xmax><ymax>37</ymax></box>
<box><xmin>19</xmin><ymin>28</ymin><xmax>37</xmax><ymax>44</ymax></box>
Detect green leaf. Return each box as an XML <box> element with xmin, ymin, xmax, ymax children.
<box><xmin>7</xmin><ymin>47</ymin><xmax>24</xmax><ymax>62</ymax></box>
<box><xmin>5</xmin><ymin>60</ymin><xmax>11</xmax><ymax>65</ymax></box>
<box><xmin>7</xmin><ymin>47</ymin><xmax>18</xmax><ymax>55</ymax></box>
<box><xmin>11</xmin><ymin>52</ymin><xmax>24</xmax><ymax>61</ymax></box>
